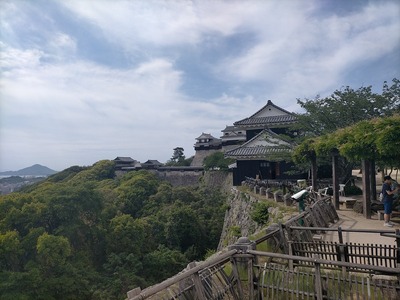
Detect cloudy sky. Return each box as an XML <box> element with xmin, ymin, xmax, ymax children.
<box><xmin>1</xmin><ymin>0</ymin><xmax>399</xmax><ymax>172</ymax></box>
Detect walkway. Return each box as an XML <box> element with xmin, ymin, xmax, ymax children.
<box><xmin>324</xmin><ymin>195</ymin><xmax>399</xmax><ymax>247</ymax></box>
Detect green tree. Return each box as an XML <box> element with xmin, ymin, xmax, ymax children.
<box><xmin>293</xmin><ymin>79</ymin><xmax>400</xmax><ymax>181</ymax></box>
<box><xmin>142</xmin><ymin>245</ymin><xmax>188</xmax><ymax>285</ymax></box>
<box><xmin>117</xmin><ymin>171</ymin><xmax>159</xmax><ymax>217</ymax></box>
<box><xmin>203</xmin><ymin>151</ymin><xmax>235</xmax><ymax>170</ymax></box>
<box><xmin>165</xmin><ymin>147</ymin><xmax>194</xmax><ymax>166</ymax></box>
<box><xmin>32</xmin><ymin>233</ymin><xmax>93</xmax><ymax>299</ymax></box>
<box><xmin>250</xmin><ymin>201</ymin><xmax>271</xmax><ymax>225</ymax></box>
<box><xmin>36</xmin><ymin>233</ymin><xmax>71</xmax><ymax>271</ymax></box>
<box><xmin>329</xmin><ymin>116</ymin><xmax>400</xmax><ymax>169</ymax></box>
<box><xmin>164</xmin><ymin>204</ymin><xmax>206</xmax><ymax>260</ymax></box>
<box><xmin>106</xmin><ymin>214</ymin><xmax>150</xmax><ymax>256</ymax></box>
<box><xmin>295</xmin><ymin>79</ymin><xmax>399</xmax><ymax>136</ymax></box>
<box><xmin>0</xmin><ymin>231</ymin><xmax>22</xmax><ymax>271</ymax></box>
<box><xmin>0</xmin><ymin>159</ymin><xmax>228</xmax><ymax>299</ymax></box>
<box><xmin>171</xmin><ymin>147</ymin><xmax>185</xmax><ymax>162</ymax></box>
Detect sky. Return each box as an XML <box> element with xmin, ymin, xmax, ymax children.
<box><xmin>1</xmin><ymin>0</ymin><xmax>399</xmax><ymax>172</ymax></box>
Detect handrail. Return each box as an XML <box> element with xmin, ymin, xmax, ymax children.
<box><xmin>287</xmin><ymin>226</ymin><xmax>396</xmax><ymax>234</ymax></box>
<box><xmin>254</xmin><ymin>227</ymin><xmax>280</xmax><ymax>244</ymax></box>
<box><xmin>248</xmin><ymin>250</ymin><xmax>400</xmax><ymax>275</ymax></box>
<box><xmin>381</xmin><ymin>232</ymin><xmax>400</xmax><ymax>238</ymax></box>
<box><xmin>127</xmin><ymin>249</ymin><xmax>237</xmax><ymax>300</ymax></box>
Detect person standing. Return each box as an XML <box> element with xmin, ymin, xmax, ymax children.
<box><xmin>382</xmin><ymin>175</ymin><xmax>399</xmax><ymax>227</ymax></box>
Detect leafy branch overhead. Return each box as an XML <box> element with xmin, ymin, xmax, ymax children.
<box><xmin>294</xmin><ymin>78</ymin><xmax>400</xmax><ymax>137</ymax></box>
<box><xmin>292</xmin><ymin>78</ymin><xmax>400</xmax><ymax>172</ymax></box>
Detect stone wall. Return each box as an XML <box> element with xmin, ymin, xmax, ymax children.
<box><xmin>151</xmin><ymin>170</ymin><xmax>204</xmax><ymax>187</ymax></box>
<box><xmin>218</xmin><ymin>188</ymin><xmax>261</xmax><ymax>250</ymax></box>
<box><xmin>191</xmin><ymin>149</ymin><xmax>222</xmax><ymax>167</ymax></box>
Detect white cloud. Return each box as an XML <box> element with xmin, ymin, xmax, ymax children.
<box><xmin>48</xmin><ymin>32</ymin><xmax>77</xmax><ymax>58</ymax></box>
<box><xmin>214</xmin><ymin>1</ymin><xmax>399</xmax><ymax>101</ymax></box>
<box><xmin>0</xmin><ymin>42</ymin><xmax>43</xmax><ymax>69</ymax></box>
<box><xmin>0</xmin><ymin>0</ymin><xmax>399</xmax><ymax>171</ymax></box>
<box><xmin>61</xmin><ymin>0</ymin><xmax>201</xmax><ymax>47</ymax></box>
<box><xmin>0</xmin><ymin>43</ymin><xmax>256</xmax><ymax>170</ymax></box>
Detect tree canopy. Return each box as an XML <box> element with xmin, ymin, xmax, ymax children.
<box><xmin>203</xmin><ymin>152</ymin><xmax>235</xmax><ymax>171</ymax></box>
<box><xmin>0</xmin><ymin>162</ymin><xmax>227</xmax><ymax>299</ymax></box>
<box><xmin>293</xmin><ymin>115</ymin><xmax>400</xmax><ymax>169</ymax></box>
<box><xmin>166</xmin><ymin>147</ymin><xmax>193</xmax><ymax>166</ymax></box>
<box><xmin>292</xmin><ymin>79</ymin><xmax>400</xmax><ymax>180</ymax></box>
<box><xmin>295</xmin><ymin>78</ymin><xmax>400</xmax><ymax>137</ymax></box>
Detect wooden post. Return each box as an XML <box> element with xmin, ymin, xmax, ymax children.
<box><xmin>370</xmin><ymin>159</ymin><xmax>377</xmax><ymax>201</ymax></box>
<box><xmin>288</xmin><ymin>240</ymin><xmax>293</xmax><ymax>271</ymax></box>
<box><xmin>188</xmin><ymin>262</ymin><xmax>207</xmax><ymax>300</ymax></box>
<box><xmin>396</xmin><ymin>229</ymin><xmax>400</xmax><ymax>265</ymax></box>
<box><xmin>230</xmin><ymin>259</ymin><xmax>244</xmax><ymax>299</ymax></box>
<box><xmin>337</xmin><ymin>226</ymin><xmax>347</xmax><ymax>276</ymax></box>
<box><xmin>362</xmin><ymin>159</ymin><xmax>371</xmax><ymax>219</ymax></box>
<box><xmin>247</xmin><ymin>258</ymin><xmax>254</xmax><ymax>300</ymax></box>
<box><xmin>313</xmin><ymin>255</ymin><xmax>323</xmax><ymax>300</ymax></box>
<box><xmin>311</xmin><ymin>152</ymin><xmax>317</xmax><ymax>191</ymax></box>
<box><xmin>228</xmin><ymin>237</ymin><xmax>256</xmax><ymax>299</ymax></box>
<box><xmin>331</xmin><ymin>149</ymin><xmax>340</xmax><ymax>210</ymax></box>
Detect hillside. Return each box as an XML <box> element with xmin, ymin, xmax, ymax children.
<box><xmin>0</xmin><ymin>160</ymin><xmax>228</xmax><ymax>299</ymax></box>
<box><xmin>0</xmin><ymin>164</ymin><xmax>58</xmax><ymax>176</ymax></box>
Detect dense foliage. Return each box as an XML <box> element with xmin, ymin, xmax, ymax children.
<box><xmin>165</xmin><ymin>147</ymin><xmax>193</xmax><ymax>166</ymax></box>
<box><xmin>292</xmin><ymin>79</ymin><xmax>400</xmax><ymax>180</ymax></box>
<box><xmin>0</xmin><ymin>161</ymin><xmax>227</xmax><ymax>299</ymax></box>
<box><xmin>293</xmin><ymin>115</ymin><xmax>400</xmax><ymax>167</ymax></box>
<box><xmin>295</xmin><ymin>78</ymin><xmax>399</xmax><ymax>137</ymax></box>
<box><xmin>203</xmin><ymin>152</ymin><xmax>235</xmax><ymax>171</ymax></box>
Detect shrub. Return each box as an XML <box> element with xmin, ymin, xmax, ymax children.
<box><xmin>250</xmin><ymin>201</ymin><xmax>270</xmax><ymax>225</ymax></box>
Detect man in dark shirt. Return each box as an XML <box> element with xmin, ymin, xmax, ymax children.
<box><xmin>382</xmin><ymin>175</ymin><xmax>399</xmax><ymax>227</ymax></box>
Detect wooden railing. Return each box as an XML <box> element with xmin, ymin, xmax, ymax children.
<box><xmin>127</xmin><ymin>198</ymin><xmax>400</xmax><ymax>300</ymax></box>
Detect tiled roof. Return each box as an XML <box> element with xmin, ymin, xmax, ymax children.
<box><xmin>233</xmin><ymin>100</ymin><xmax>297</xmax><ymax>127</ymax></box>
<box><xmin>249</xmin><ymin>100</ymin><xmax>293</xmax><ymax>118</ymax></box>
<box><xmin>224</xmin><ymin>129</ymin><xmax>293</xmax><ymax>159</ymax></box>
<box><xmin>225</xmin><ymin>145</ymin><xmax>291</xmax><ymax>158</ymax></box>
<box><xmin>114</xmin><ymin>157</ymin><xmax>135</xmax><ymax>162</ymax></box>
<box><xmin>221</xmin><ymin>125</ymin><xmax>245</xmax><ymax>132</ymax></box>
<box><xmin>196</xmin><ymin>132</ymin><xmax>218</xmax><ymax>140</ymax></box>
<box><xmin>194</xmin><ymin>140</ymin><xmax>221</xmax><ymax>147</ymax></box>
<box><xmin>142</xmin><ymin>160</ymin><xmax>163</xmax><ymax>165</ymax></box>
<box><xmin>234</xmin><ymin>114</ymin><xmax>297</xmax><ymax>126</ymax></box>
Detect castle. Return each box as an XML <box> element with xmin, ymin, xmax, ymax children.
<box><xmin>193</xmin><ymin>100</ymin><xmax>304</xmax><ymax>185</ymax></box>
<box><xmin>113</xmin><ymin>100</ymin><xmax>305</xmax><ymax>186</ymax></box>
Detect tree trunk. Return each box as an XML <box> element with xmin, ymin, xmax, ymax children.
<box><xmin>310</xmin><ymin>153</ymin><xmax>317</xmax><ymax>191</ymax></box>
<box><xmin>332</xmin><ymin>152</ymin><xmax>340</xmax><ymax>210</ymax></box>
<box><xmin>370</xmin><ymin>160</ymin><xmax>377</xmax><ymax>201</ymax></box>
<box><xmin>362</xmin><ymin>159</ymin><xmax>371</xmax><ymax>219</ymax></box>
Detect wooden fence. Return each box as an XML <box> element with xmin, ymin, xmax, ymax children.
<box><xmin>127</xmin><ymin>198</ymin><xmax>400</xmax><ymax>300</ymax></box>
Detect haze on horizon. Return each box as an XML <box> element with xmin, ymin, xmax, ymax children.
<box><xmin>1</xmin><ymin>0</ymin><xmax>399</xmax><ymax>172</ymax></box>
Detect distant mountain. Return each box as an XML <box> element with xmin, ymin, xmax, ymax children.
<box><xmin>0</xmin><ymin>164</ymin><xmax>58</xmax><ymax>176</ymax></box>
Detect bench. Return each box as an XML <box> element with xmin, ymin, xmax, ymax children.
<box><xmin>339</xmin><ymin>197</ymin><xmax>357</xmax><ymax>208</ymax></box>
<box><xmin>377</xmin><ymin>210</ymin><xmax>400</xmax><ymax>221</ymax></box>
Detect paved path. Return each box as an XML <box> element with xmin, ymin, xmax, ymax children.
<box><xmin>323</xmin><ymin>199</ymin><xmax>399</xmax><ymax>247</ymax></box>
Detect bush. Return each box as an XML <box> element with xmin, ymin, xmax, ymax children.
<box><xmin>203</xmin><ymin>152</ymin><xmax>235</xmax><ymax>171</ymax></box>
<box><xmin>250</xmin><ymin>201</ymin><xmax>270</xmax><ymax>225</ymax></box>
<box><xmin>229</xmin><ymin>226</ymin><xmax>241</xmax><ymax>237</ymax></box>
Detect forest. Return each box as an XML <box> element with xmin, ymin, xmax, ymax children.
<box><xmin>0</xmin><ymin>162</ymin><xmax>227</xmax><ymax>299</ymax></box>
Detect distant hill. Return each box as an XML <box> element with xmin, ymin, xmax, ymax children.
<box><xmin>0</xmin><ymin>164</ymin><xmax>58</xmax><ymax>176</ymax></box>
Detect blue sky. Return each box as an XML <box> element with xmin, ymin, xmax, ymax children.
<box><xmin>1</xmin><ymin>0</ymin><xmax>399</xmax><ymax>171</ymax></box>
